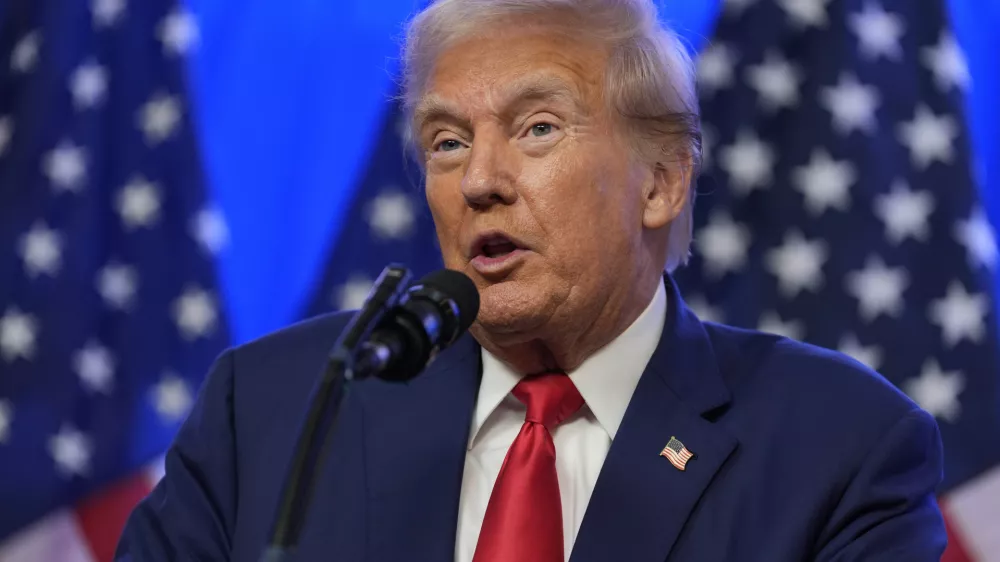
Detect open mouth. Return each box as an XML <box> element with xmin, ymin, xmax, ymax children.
<box><xmin>480</xmin><ymin>236</ymin><xmax>520</xmax><ymax>258</ymax></box>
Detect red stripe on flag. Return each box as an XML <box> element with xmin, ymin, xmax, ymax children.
<box><xmin>940</xmin><ymin>500</ymin><xmax>975</xmax><ymax>562</ymax></box>
<box><xmin>73</xmin><ymin>473</ymin><xmax>154</xmax><ymax>562</ymax></box>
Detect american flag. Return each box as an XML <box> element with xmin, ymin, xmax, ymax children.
<box><xmin>305</xmin><ymin>0</ymin><xmax>1000</xmax><ymax>560</ymax></box>
<box><xmin>674</xmin><ymin>0</ymin><xmax>1000</xmax><ymax>559</ymax></box>
<box><xmin>0</xmin><ymin>0</ymin><xmax>229</xmax><ymax>560</ymax></box>
<box><xmin>303</xmin><ymin>104</ymin><xmax>442</xmax><ymax>317</ymax></box>
<box><xmin>660</xmin><ymin>436</ymin><xmax>695</xmax><ymax>471</ymax></box>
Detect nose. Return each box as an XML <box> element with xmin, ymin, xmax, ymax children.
<box><xmin>461</xmin><ymin>128</ymin><xmax>517</xmax><ymax>210</ymax></box>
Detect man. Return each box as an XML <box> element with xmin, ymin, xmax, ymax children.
<box><xmin>116</xmin><ymin>0</ymin><xmax>947</xmax><ymax>560</ymax></box>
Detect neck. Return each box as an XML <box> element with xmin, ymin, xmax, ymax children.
<box><xmin>473</xmin><ymin>273</ymin><xmax>662</xmax><ymax>375</ymax></box>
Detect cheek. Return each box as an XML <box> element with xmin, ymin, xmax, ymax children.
<box><xmin>521</xmin><ymin>161</ymin><xmax>607</xmax><ymax>255</ymax></box>
<box><xmin>525</xmin><ymin>146</ymin><xmax>641</xmax><ymax>261</ymax></box>
<box><xmin>531</xmin><ymin>146</ymin><xmax>624</xmax><ymax>220</ymax></box>
<box><xmin>425</xmin><ymin>183</ymin><xmax>464</xmax><ymax>250</ymax></box>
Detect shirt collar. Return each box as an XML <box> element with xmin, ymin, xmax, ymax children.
<box><xmin>468</xmin><ymin>280</ymin><xmax>667</xmax><ymax>448</ymax></box>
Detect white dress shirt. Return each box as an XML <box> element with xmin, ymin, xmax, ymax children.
<box><xmin>455</xmin><ymin>281</ymin><xmax>667</xmax><ymax>562</ymax></box>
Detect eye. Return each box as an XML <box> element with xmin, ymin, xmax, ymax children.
<box><xmin>434</xmin><ymin>139</ymin><xmax>464</xmax><ymax>152</ymax></box>
<box><xmin>529</xmin><ymin>123</ymin><xmax>555</xmax><ymax>137</ymax></box>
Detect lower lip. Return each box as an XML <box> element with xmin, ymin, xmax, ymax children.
<box><xmin>471</xmin><ymin>248</ymin><xmax>528</xmax><ymax>274</ymax></box>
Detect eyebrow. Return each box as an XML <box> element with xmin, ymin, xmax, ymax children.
<box><xmin>413</xmin><ymin>74</ymin><xmax>584</xmax><ymax>133</ymax></box>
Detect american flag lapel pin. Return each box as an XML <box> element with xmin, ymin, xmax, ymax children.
<box><xmin>660</xmin><ymin>436</ymin><xmax>694</xmax><ymax>471</ymax></box>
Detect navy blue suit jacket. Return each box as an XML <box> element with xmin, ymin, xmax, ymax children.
<box><xmin>116</xmin><ymin>276</ymin><xmax>947</xmax><ymax>561</ymax></box>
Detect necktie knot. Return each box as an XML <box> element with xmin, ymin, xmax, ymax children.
<box><xmin>512</xmin><ymin>372</ymin><xmax>584</xmax><ymax>428</ymax></box>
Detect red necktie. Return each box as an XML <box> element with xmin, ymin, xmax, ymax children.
<box><xmin>472</xmin><ymin>372</ymin><xmax>585</xmax><ymax>562</ymax></box>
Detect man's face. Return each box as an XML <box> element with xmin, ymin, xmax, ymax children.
<box><xmin>416</xmin><ymin>24</ymin><xmax>661</xmax><ymax>343</ymax></box>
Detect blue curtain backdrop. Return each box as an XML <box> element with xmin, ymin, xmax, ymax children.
<box><xmin>182</xmin><ymin>0</ymin><xmax>1000</xmax><ymax>345</ymax></box>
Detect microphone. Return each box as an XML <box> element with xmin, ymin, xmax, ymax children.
<box><xmin>352</xmin><ymin>268</ymin><xmax>480</xmax><ymax>382</ymax></box>
<box><xmin>261</xmin><ymin>266</ymin><xmax>480</xmax><ymax>562</ymax></box>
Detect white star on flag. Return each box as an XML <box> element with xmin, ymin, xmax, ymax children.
<box><xmin>97</xmin><ymin>262</ymin><xmax>138</xmax><ymax>310</ymax></box>
<box><xmin>697</xmin><ymin>43</ymin><xmax>738</xmax><ymax>95</ymax></box>
<box><xmin>874</xmin><ymin>180</ymin><xmax>935</xmax><ymax>245</ymax></box>
<box><xmin>158</xmin><ymin>8</ymin><xmax>200</xmax><ymax>56</ymax></box>
<box><xmin>92</xmin><ymin>0</ymin><xmax>126</xmax><ymax>28</ymax></box>
<box><xmin>43</xmin><ymin>140</ymin><xmax>88</xmax><ymax>193</ymax></box>
<box><xmin>777</xmin><ymin>0</ymin><xmax>832</xmax><ymax>28</ymax></box>
<box><xmin>0</xmin><ymin>399</ymin><xmax>11</xmax><ymax>443</ymax></box>
<box><xmin>138</xmin><ymin>93</ymin><xmax>181</xmax><ymax>145</ymax></box>
<box><xmin>152</xmin><ymin>373</ymin><xmax>194</xmax><ymax>423</ymax></box>
<box><xmin>758</xmin><ymin>311</ymin><xmax>806</xmax><ymax>341</ymax></box>
<box><xmin>1</xmin><ymin>307</ymin><xmax>39</xmax><ymax>363</ymax></box>
<box><xmin>791</xmin><ymin>149</ymin><xmax>856</xmax><ymax>215</ymax></box>
<box><xmin>844</xmin><ymin>255</ymin><xmax>909</xmax><ymax>322</ymax></box>
<box><xmin>921</xmin><ymin>32</ymin><xmax>970</xmax><ymax>92</ymax></box>
<box><xmin>0</xmin><ymin>116</ymin><xmax>13</xmax><ymax>157</ymax></box>
<box><xmin>191</xmin><ymin>207</ymin><xmax>230</xmax><ymax>254</ymax></box>
<box><xmin>48</xmin><ymin>425</ymin><xmax>92</xmax><ymax>477</ymax></box>
<box><xmin>765</xmin><ymin>230</ymin><xmax>828</xmax><ymax>297</ymax></box>
<box><xmin>18</xmin><ymin>221</ymin><xmax>63</xmax><ymax>278</ymax></box>
<box><xmin>172</xmin><ymin>286</ymin><xmax>218</xmax><ymax>340</ymax></box>
<box><xmin>954</xmin><ymin>207</ymin><xmax>998</xmax><ymax>270</ymax></box>
<box><xmin>904</xmin><ymin>360</ymin><xmax>965</xmax><ymax>422</ymax></box>
<box><xmin>335</xmin><ymin>275</ymin><xmax>375</xmax><ymax>310</ymax></box>
<box><xmin>898</xmin><ymin>105</ymin><xmax>958</xmax><ymax>170</ymax></box>
<box><xmin>70</xmin><ymin>60</ymin><xmax>108</xmax><ymax>109</ymax></box>
<box><xmin>73</xmin><ymin>341</ymin><xmax>116</xmax><ymax>394</ymax></box>
<box><xmin>848</xmin><ymin>1</ymin><xmax>905</xmax><ymax>61</ymax></box>
<box><xmin>117</xmin><ymin>176</ymin><xmax>162</xmax><ymax>229</ymax></box>
<box><xmin>684</xmin><ymin>295</ymin><xmax>724</xmax><ymax>324</ymax></box>
<box><xmin>928</xmin><ymin>280</ymin><xmax>989</xmax><ymax>347</ymax></box>
<box><xmin>746</xmin><ymin>51</ymin><xmax>802</xmax><ymax>111</ymax></box>
<box><xmin>11</xmin><ymin>31</ymin><xmax>41</xmax><ymax>73</ymax></box>
<box><xmin>819</xmin><ymin>73</ymin><xmax>880</xmax><ymax>136</ymax></box>
<box><xmin>718</xmin><ymin>130</ymin><xmax>775</xmax><ymax>194</ymax></box>
<box><xmin>694</xmin><ymin>211</ymin><xmax>751</xmax><ymax>279</ymax></box>
<box><xmin>367</xmin><ymin>190</ymin><xmax>417</xmax><ymax>240</ymax></box>
<box><xmin>838</xmin><ymin>334</ymin><xmax>883</xmax><ymax>370</ymax></box>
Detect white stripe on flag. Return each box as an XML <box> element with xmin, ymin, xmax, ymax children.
<box><xmin>0</xmin><ymin>509</ymin><xmax>96</xmax><ymax>562</ymax></box>
<box><xmin>945</xmin><ymin>465</ymin><xmax>1000</xmax><ymax>561</ymax></box>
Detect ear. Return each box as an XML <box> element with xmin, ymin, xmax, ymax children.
<box><xmin>642</xmin><ymin>156</ymin><xmax>692</xmax><ymax>230</ymax></box>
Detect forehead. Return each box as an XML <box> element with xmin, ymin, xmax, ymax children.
<box><xmin>416</xmin><ymin>28</ymin><xmax>607</xmax><ymax>121</ymax></box>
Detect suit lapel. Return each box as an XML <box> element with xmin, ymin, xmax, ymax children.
<box><xmin>570</xmin><ymin>276</ymin><xmax>739</xmax><ymax>562</ymax></box>
<box><xmin>358</xmin><ymin>333</ymin><xmax>482</xmax><ymax>562</ymax></box>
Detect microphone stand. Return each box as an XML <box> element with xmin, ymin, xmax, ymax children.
<box><xmin>259</xmin><ymin>264</ymin><xmax>412</xmax><ymax>562</ymax></box>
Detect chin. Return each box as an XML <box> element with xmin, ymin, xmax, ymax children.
<box><xmin>473</xmin><ymin>280</ymin><xmax>550</xmax><ymax>337</ymax></box>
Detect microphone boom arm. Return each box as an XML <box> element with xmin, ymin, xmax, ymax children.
<box><xmin>260</xmin><ymin>265</ymin><xmax>478</xmax><ymax>562</ymax></box>
<box><xmin>261</xmin><ymin>264</ymin><xmax>412</xmax><ymax>562</ymax></box>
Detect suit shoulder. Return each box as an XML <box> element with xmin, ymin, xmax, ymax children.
<box><xmin>702</xmin><ymin>322</ymin><xmax>922</xmax><ymax>423</ymax></box>
<box><xmin>217</xmin><ymin>311</ymin><xmax>360</xmax><ymax>441</ymax></box>
<box><xmin>225</xmin><ymin>310</ymin><xmax>356</xmax><ymax>382</ymax></box>
<box><xmin>239</xmin><ymin>310</ymin><xmax>354</xmax><ymax>353</ymax></box>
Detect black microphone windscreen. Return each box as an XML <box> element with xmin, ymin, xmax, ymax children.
<box><xmin>418</xmin><ymin>269</ymin><xmax>480</xmax><ymax>332</ymax></box>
